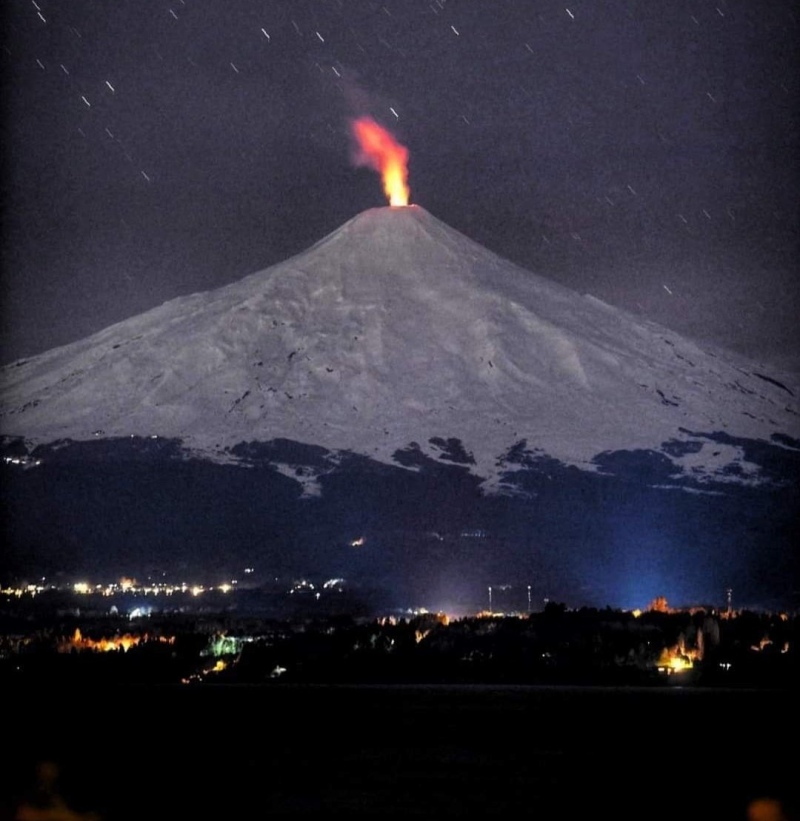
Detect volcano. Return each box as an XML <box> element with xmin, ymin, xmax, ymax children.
<box><xmin>2</xmin><ymin>206</ymin><xmax>799</xmax><ymax>610</ymax></box>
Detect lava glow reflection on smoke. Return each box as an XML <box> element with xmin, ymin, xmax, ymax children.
<box><xmin>350</xmin><ymin>117</ymin><xmax>410</xmax><ymax>206</ymax></box>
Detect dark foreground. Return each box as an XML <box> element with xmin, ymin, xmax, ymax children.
<box><xmin>2</xmin><ymin>683</ymin><xmax>795</xmax><ymax>820</ymax></box>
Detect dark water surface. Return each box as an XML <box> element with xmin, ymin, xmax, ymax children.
<box><xmin>4</xmin><ymin>684</ymin><xmax>795</xmax><ymax>820</ymax></box>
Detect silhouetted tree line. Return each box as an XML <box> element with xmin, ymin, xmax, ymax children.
<box><xmin>2</xmin><ymin>597</ymin><xmax>796</xmax><ymax>687</ymax></box>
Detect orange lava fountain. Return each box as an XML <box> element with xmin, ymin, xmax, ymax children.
<box><xmin>351</xmin><ymin>117</ymin><xmax>410</xmax><ymax>206</ymax></box>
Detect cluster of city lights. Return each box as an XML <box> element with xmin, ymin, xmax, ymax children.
<box><xmin>2</xmin><ymin>569</ymin><xmax>356</xmax><ymax>602</ymax></box>
<box><xmin>1</xmin><ymin>577</ymin><xmax>238</xmax><ymax>598</ymax></box>
<box><xmin>58</xmin><ymin>627</ymin><xmax>174</xmax><ymax>654</ymax></box>
<box><xmin>71</xmin><ymin>579</ymin><xmax>237</xmax><ymax>597</ymax></box>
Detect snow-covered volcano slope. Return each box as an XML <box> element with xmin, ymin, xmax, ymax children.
<box><xmin>1</xmin><ymin>205</ymin><xmax>798</xmax><ymax>486</ymax></box>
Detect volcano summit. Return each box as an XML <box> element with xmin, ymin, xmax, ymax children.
<box><xmin>2</xmin><ymin>207</ymin><xmax>798</xmax><ymax>609</ymax></box>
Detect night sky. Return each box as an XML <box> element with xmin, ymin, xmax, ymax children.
<box><xmin>2</xmin><ymin>0</ymin><xmax>798</xmax><ymax>370</ymax></box>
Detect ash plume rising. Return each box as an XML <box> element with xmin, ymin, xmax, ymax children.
<box><xmin>350</xmin><ymin>117</ymin><xmax>410</xmax><ymax>206</ymax></box>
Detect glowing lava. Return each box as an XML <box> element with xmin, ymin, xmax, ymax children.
<box><xmin>351</xmin><ymin>117</ymin><xmax>410</xmax><ymax>206</ymax></box>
